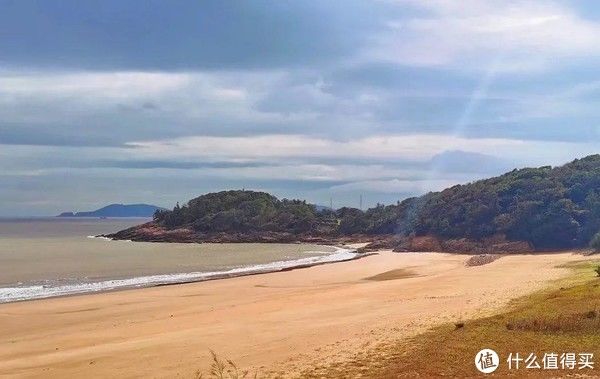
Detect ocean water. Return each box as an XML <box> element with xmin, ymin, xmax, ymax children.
<box><xmin>0</xmin><ymin>218</ymin><xmax>356</xmax><ymax>303</ymax></box>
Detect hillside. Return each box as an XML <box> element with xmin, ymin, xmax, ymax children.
<box><xmin>107</xmin><ymin>155</ymin><xmax>600</xmax><ymax>252</ymax></box>
<box><xmin>401</xmin><ymin>154</ymin><xmax>600</xmax><ymax>249</ymax></box>
<box><xmin>58</xmin><ymin>204</ymin><xmax>164</xmax><ymax>218</ymax></box>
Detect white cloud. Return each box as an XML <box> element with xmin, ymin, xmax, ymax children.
<box><xmin>0</xmin><ymin>71</ymin><xmax>192</xmax><ymax>98</ymax></box>
<box><xmin>123</xmin><ymin>133</ymin><xmax>599</xmax><ymax>178</ymax></box>
<box><xmin>0</xmin><ymin>70</ymin><xmax>283</xmax><ymax>133</ymax></box>
<box><xmin>374</xmin><ymin>0</ymin><xmax>600</xmax><ymax>71</ymax></box>
<box><xmin>330</xmin><ymin>178</ymin><xmax>461</xmax><ymax>193</ymax></box>
<box><xmin>198</xmin><ymin>164</ymin><xmax>416</xmax><ymax>182</ymax></box>
<box><xmin>118</xmin><ymin>133</ymin><xmax>600</xmax><ymax>186</ymax></box>
<box><xmin>126</xmin><ymin>134</ymin><xmax>525</xmax><ymax>161</ymax></box>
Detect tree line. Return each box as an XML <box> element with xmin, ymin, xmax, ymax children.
<box><xmin>153</xmin><ymin>155</ymin><xmax>600</xmax><ymax>250</ymax></box>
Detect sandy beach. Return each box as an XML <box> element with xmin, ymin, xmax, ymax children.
<box><xmin>0</xmin><ymin>250</ymin><xmax>589</xmax><ymax>378</ymax></box>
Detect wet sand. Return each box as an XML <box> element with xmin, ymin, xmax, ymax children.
<box><xmin>0</xmin><ymin>250</ymin><xmax>588</xmax><ymax>378</ymax></box>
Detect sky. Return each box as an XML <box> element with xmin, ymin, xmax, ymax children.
<box><xmin>1</xmin><ymin>0</ymin><xmax>599</xmax><ymax>216</ymax></box>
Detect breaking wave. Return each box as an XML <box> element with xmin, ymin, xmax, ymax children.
<box><xmin>0</xmin><ymin>247</ymin><xmax>358</xmax><ymax>303</ymax></box>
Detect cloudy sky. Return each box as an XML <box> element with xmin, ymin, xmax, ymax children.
<box><xmin>1</xmin><ymin>0</ymin><xmax>599</xmax><ymax>216</ymax></box>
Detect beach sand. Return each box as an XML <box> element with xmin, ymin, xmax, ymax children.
<box><xmin>0</xmin><ymin>250</ymin><xmax>589</xmax><ymax>378</ymax></box>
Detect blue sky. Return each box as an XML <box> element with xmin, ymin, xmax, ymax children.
<box><xmin>1</xmin><ymin>0</ymin><xmax>599</xmax><ymax>215</ymax></box>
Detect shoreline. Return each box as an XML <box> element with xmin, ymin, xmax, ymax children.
<box><xmin>0</xmin><ymin>250</ymin><xmax>591</xmax><ymax>378</ymax></box>
<box><xmin>4</xmin><ymin>246</ymin><xmax>591</xmax><ymax>305</ymax></box>
<box><xmin>0</xmin><ymin>244</ymin><xmax>364</xmax><ymax>304</ymax></box>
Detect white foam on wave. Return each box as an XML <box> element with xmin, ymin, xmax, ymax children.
<box><xmin>87</xmin><ymin>235</ymin><xmax>112</xmax><ymax>240</ymax></box>
<box><xmin>0</xmin><ymin>247</ymin><xmax>358</xmax><ymax>303</ymax></box>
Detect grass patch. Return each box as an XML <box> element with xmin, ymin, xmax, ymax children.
<box><xmin>300</xmin><ymin>259</ymin><xmax>600</xmax><ymax>378</ymax></box>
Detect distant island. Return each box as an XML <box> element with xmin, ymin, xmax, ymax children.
<box><xmin>105</xmin><ymin>155</ymin><xmax>600</xmax><ymax>253</ymax></box>
<box><xmin>58</xmin><ymin>204</ymin><xmax>165</xmax><ymax>218</ymax></box>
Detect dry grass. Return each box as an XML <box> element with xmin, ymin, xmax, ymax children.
<box><xmin>505</xmin><ymin>308</ymin><xmax>600</xmax><ymax>333</ymax></box>
<box><xmin>195</xmin><ymin>350</ymin><xmax>258</xmax><ymax>379</ymax></box>
<box><xmin>299</xmin><ymin>260</ymin><xmax>600</xmax><ymax>378</ymax></box>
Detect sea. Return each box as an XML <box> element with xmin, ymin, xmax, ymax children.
<box><xmin>0</xmin><ymin>218</ymin><xmax>357</xmax><ymax>303</ymax></box>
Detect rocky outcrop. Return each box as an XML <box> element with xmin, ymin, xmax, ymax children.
<box><xmin>389</xmin><ymin>234</ymin><xmax>533</xmax><ymax>254</ymax></box>
<box><xmin>105</xmin><ymin>223</ymin><xmax>535</xmax><ymax>254</ymax></box>
<box><xmin>103</xmin><ymin>221</ymin><xmax>373</xmax><ymax>245</ymax></box>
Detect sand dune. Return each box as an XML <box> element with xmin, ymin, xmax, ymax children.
<box><xmin>0</xmin><ymin>251</ymin><xmax>588</xmax><ymax>378</ymax></box>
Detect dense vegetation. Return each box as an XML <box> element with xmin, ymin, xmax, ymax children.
<box><xmin>408</xmin><ymin>155</ymin><xmax>600</xmax><ymax>249</ymax></box>
<box><xmin>153</xmin><ymin>155</ymin><xmax>600</xmax><ymax>250</ymax></box>
<box><xmin>153</xmin><ymin>191</ymin><xmax>331</xmax><ymax>234</ymax></box>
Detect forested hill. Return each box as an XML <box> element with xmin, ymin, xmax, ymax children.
<box><xmin>404</xmin><ymin>154</ymin><xmax>600</xmax><ymax>249</ymax></box>
<box><xmin>111</xmin><ymin>155</ymin><xmax>600</xmax><ymax>251</ymax></box>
